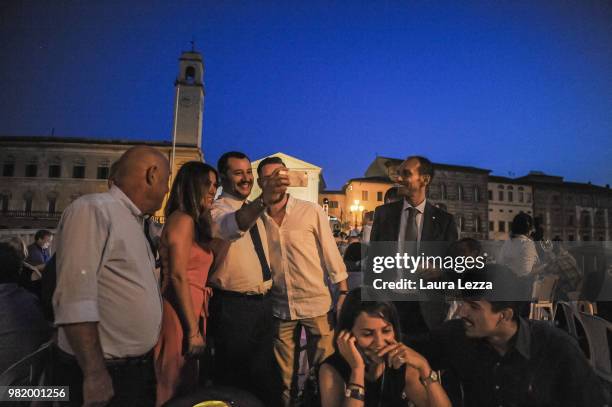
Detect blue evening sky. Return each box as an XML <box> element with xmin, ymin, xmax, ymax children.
<box><xmin>1</xmin><ymin>1</ymin><xmax>611</xmax><ymax>189</ymax></box>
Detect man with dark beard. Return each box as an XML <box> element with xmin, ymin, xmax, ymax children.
<box><xmin>257</xmin><ymin>156</ymin><xmax>349</xmax><ymax>407</ymax></box>
<box><xmin>208</xmin><ymin>151</ymin><xmax>288</xmax><ymax>406</ymax></box>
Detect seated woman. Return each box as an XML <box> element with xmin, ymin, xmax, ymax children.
<box><xmin>319</xmin><ymin>289</ymin><xmax>451</xmax><ymax>407</ymax></box>
<box><xmin>154</xmin><ymin>162</ymin><xmax>218</xmax><ymax>406</ymax></box>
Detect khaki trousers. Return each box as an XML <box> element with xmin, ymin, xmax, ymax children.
<box><xmin>273</xmin><ymin>313</ymin><xmax>335</xmax><ymax>407</ymax></box>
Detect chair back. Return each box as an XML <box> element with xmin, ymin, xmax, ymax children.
<box><xmin>531</xmin><ymin>275</ymin><xmax>558</xmax><ymax>302</ymax></box>
<box><xmin>0</xmin><ymin>340</ymin><xmax>52</xmax><ymax>386</ymax></box>
<box><xmin>574</xmin><ymin>311</ymin><xmax>612</xmax><ymax>383</ymax></box>
<box><xmin>554</xmin><ymin>301</ymin><xmax>578</xmax><ymax>339</ymax></box>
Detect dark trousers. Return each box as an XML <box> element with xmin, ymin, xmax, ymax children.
<box><xmin>209</xmin><ymin>290</ymin><xmax>281</xmax><ymax>407</ymax></box>
<box><xmin>49</xmin><ymin>345</ymin><xmax>156</xmax><ymax>406</ymax></box>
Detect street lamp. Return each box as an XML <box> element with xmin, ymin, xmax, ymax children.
<box><xmin>350</xmin><ymin>199</ymin><xmax>364</xmax><ymax>229</ymax></box>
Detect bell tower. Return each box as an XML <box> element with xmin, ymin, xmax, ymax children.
<box><xmin>172</xmin><ymin>49</ymin><xmax>204</xmax><ymax>149</ymax></box>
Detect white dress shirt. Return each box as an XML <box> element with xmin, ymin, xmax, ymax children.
<box><xmin>498</xmin><ymin>234</ymin><xmax>540</xmax><ymax>277</ymax></box>
<box><xmin>398</xmin><ymin>198</ymin><xmax>427</xmax><ymax>252</ymax></box>
<box><xmin>262</xmin><ymin>195</ymin><xmax>348</xmax><ymax>320</ymax></box>
<box><xmin>53</xmin><ymin>186</ymin><xmax>163</xmax><ymax>358</ymax></box>
<box><xmin>209</xmin><ymin>192</ymin><xmax>272</xmax><ymax>294</ymax></box>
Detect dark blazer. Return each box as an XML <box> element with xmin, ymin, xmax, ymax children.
<box><xmin>370</xmin><ymin>199</ymin><xmax>458</xmax><ymax>251</ymax></box>
<box><xmin>369</xmin><ymin>199</ymin><xmax>458</xmax><ymax>336</ymax></box>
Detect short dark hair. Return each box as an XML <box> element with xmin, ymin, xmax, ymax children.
<box><xmin>406</xmin><ymin>155</ymin><xmax>435</xmax><ymax>182</ymax></box>
<box><xmin>511</xmin><ymin>212</ymin><xmax>533</xmax><ymax>236</ymax></box>
<box><xmin>0</xmin><ymin>238</ymin><xmax>26</xmax><ymax>284</ymax></box>
<box><xmin>489</xmin><ymin>301</ymin><xmax>523</xmax><ymax>322</ymax></box>
<box><xmin>335</xmin><ymin>289</ymin><xmax>402</xmax><ymax>351</ymax></box>
<box><xmin>217</xmin><ymin>151</ymin><xmax>249</xmax><ymax>178</ymax></box>
<box><xmin>34</xmin><ymin>230</ymin><xmax>52</xmax><ymax>241</ymax></box>
<box><xmin>257</xmin><ymin>156</ymin><xmax>286</xmax><ymax>177</ymax></box>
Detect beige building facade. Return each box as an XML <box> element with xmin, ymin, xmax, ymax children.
<box><xmin>0</xmin><ymin>50</ymin><xmax>205</xmax><ymax>230</ymax></box>
<box><xmin>487</xmin><ymin>176</ymin><xmax>533</xmax><ymax>240</ymax></box>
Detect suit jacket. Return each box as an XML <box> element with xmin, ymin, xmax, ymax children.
<box><xmin>369</xmin><ymin>199</ymin><xmax>458</xmax><ymax>335</ymax></box>
<box><xmin>370</xmin><ymin>199</ymin><xmax>458</xmax><ymax>251</ymax></box>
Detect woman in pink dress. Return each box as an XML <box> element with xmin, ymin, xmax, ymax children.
<box><xmin>154</xmin><ymin>162</ymin><xmax>218</xmax><ymax>406</ymax></box>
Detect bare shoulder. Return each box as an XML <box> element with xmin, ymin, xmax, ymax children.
<box><xmin>319</xmin><ymin>362</ymin><xmax>345</xmax><ymax>407</ymax></box>
<box><xmin>164</xmin><ymin>211</ymin><xmax>195</xmax><ymax>240</ymax></box>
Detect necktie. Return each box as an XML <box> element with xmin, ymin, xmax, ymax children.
<box><xmin>404</xmin><ymin>207</ymin><xmax>418</xmax><ymax>256</ymax></box>
<box><xmin>249</xmin><ymin>223</ymin><xmax>272</xmax><ymax>281</ymax></box>
<box><xmin>242</xmin><ymin>202</ymin><xmax>272</xmax><ymax>281</ymax></box>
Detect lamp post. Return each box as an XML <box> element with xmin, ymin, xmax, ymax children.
<box><xmin>349</xmin><ymin>200</ymin><xmax>364</xmax><ymax>230</ymax></box>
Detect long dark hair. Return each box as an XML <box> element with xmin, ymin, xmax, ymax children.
<box><xmin>335</xmin><ymin>289</ymin><xmax>402</xmax><ymax>351</ymax></box>
<box><xmin>165</xmin><ymin>162</ymin><xmax>218</xmax><ymax>246</ymax></box>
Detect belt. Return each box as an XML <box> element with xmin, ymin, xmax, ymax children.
<box><xmin>105</xmin><ymin>350</ymin><xmax>153</xmax><ymax>367</ymax></box>
<box><xmin>54</xmin><ymin>345</ymin><xmax>152</xmax><ymax>367</ymax></box>
<box><xmin>213</xmin><ymin>288</ymin><xmax>270</xmax><ymax>299</ymax></box>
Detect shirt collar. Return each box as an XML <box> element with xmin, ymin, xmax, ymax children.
<box><xmin>402</xmin><ymin>198</ymin><xmax>427</xmax><ymax>214</ymax></box>
<box><xmin>109</xmin><ymin>185</ymin><xmax>145</xmax><ymax>218</ymax></box>
<box><xmin>285</xmin><ymin>194</ymin><xmax>295</xmax><ymax>214</ymax></box>
<box><xmin>510</xmin><ymin>317</ymin><xmax>532</xmax><ymax>360</ymax></box>
<box><xmin>220</xmin><ymin>191</ymin><xmax>247</xmax><ymax>208</ymax></box>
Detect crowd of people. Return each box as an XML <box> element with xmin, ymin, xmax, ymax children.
<box><xmin>0</xmin><ymin>147</ymin><xmax>609</xmax><ymax>407</ymax></box>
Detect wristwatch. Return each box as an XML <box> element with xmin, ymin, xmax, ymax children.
<box><xmin>345</xmin><ymin>386</ymin><xmax>365</xmax><ymax>401</ymax></box>
<box><xmin>419</xmin><ymin>370</ymin><xmax>440</xmax><ymax>387</ymax></box>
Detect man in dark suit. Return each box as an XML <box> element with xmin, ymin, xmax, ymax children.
<box><xmin>370</xmin><ymin>156</ymin><xmax>458</xmax><ymax>337</ymax></box>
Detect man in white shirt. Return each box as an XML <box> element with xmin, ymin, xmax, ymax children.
<box><xmin>257</xmin><ymin>156</ymin><xmax>349</xmax><ymax>407</ymax></box>
<box><xmin>209</xmin><ymin>151</ymin><xmax>288</xmax><ymax>406</ymax></box>
<box><xmin>52</xmin><ymin>146</ymin><xmax>169</xmax><ymax>406</ymax></box>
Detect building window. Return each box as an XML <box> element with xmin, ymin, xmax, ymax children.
<box><xmin>498</xmin><ymin>190</ymin><xmax>504</xmax><ymax>201</ymax></box>
<box><xmin>568</xmin><ymin>234</ymin><xmax>574</xmax><ymax>241</ymax></box>
<box><xmin>329</xmin><ymin>201</ymin><xmax>338</xmax><ymax>209</ymax></box>
<box><xmin>2</xmin><ymin>163</ymin><xmax>14</xmax><ymax>176</ymax></box>
<box><xmin>457</xmin><ymin>185</ymin><xmax>464</xmax><ymax>201</ymax></box>
<box><xmin>185</xmin><ymin>66</ymin><xmax>196</xmax><ymax>84</ymax></box>
<box><xmin>97</xmin><ymin>166</ymin><xmax>110</xmax><ymax>180</ymax></box>
<box><xmin>441</xmin><ymin>184</ymin><xmax>447</xmax><ymax>200</ymax></box>
<box><xmin>489</xmin><ymin>221</ymin><xmax>494</xmax><ymax>232</ymax></box>
<box><xmin>48</xmin><ymin>198</ymin><xmax>56</xmax><ymax>213</ymax></box>
<box><xmin>474</xmin><ymin>216</ymin><xmax>481</xmax><ymax>232</ymax></box>
<box><xmin>526</xmin><ymin>193</ymin><xmax>531</xmax><ymax>203</ymax></box>
<box><xmin>377</xmin><ymin>191</ymin><xmax>383</xmax><ymax>202</ymax></box>
<box><xmin>567</xmin><ymin>215</ymin><xmax>574</xmax><ymax>226</ymax></box>
<box><xmin>0</xmin><ymin>194</ymin><xmax>9</xmax><ymax>213</ymax></box>
<box><xmin>499</xmin><ymin>221</ymin><xmax>506</xmax><ymax>232</ymax></box>
<box><xmin>25</xmin><ymin>164</ymin><xmax>37</xmax><ymax>177</ymax></box>
<box><xmin>581</xmin><ymin>211</ymin><xmax>591</xmax><ymax>228</ymax></box>
<box><xmin>73</xmin><ymin>165</ymin><xmax>86</xmax><ymax>178</ymax></box>
<box><xmin>48</xmin><ymin>165</ymin><xmax>61</xmax><ymax>178</ymax></box>
<box><xmin>457</xmin><ymin>215</ymin><xmax>465</xmax><ymax>232</ymax></box>
<box><xmin>361</xmin><ymin>190</ymin><xmax>368</xmax><ymax>201</ymax></box>
<box><xmin>24</xmin><ymin>197</ymin><xmax>32</xmax><ymax>213</ymax></box>
<box><xmin>488</xmin><ymin>190</ymin><xmax>492</xmax><ymax>200</ymax></box>
<box><xmin>518</xmin><ymin>192</ymin><xmax>524</xmax><ymax>202</ymax></box>
<box><xmin>474</xmin><ymin>186</ymin><xmax>480</xmax><ymax>202</ymax></box>
<box><xmin>508</xmin><ymin>191</ymin><xmax>513</xmax><ymax>202</ymax></box>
